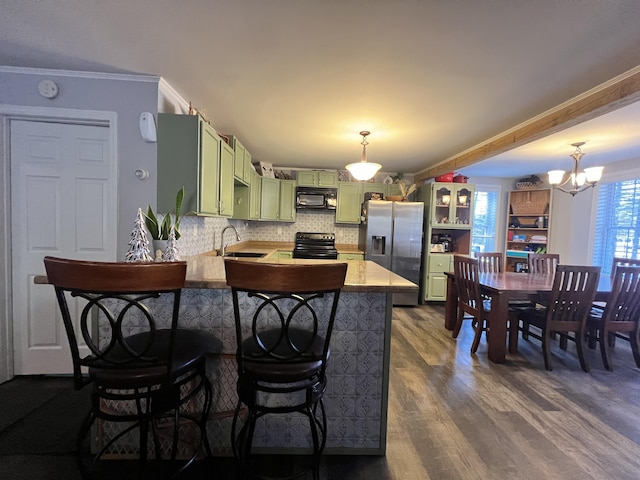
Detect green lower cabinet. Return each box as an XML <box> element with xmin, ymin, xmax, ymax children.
<box><xmin>271</xmin><ymin>250</ymin><xmax>293</xmax><ymax>259</ymax></box>
<box><xmin>337</xmin><ymin>253</ymin><xmax>364</xmax><ymax>261</ymax></box>
<box><xmin>336</xmin><ymin>182</ymin><xmax>363</xmax><ymax>224</ymax></box>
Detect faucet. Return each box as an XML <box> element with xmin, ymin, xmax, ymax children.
<box><xmin>220</xmin><ymin>225</ymin><xmax>240</xmax><ymax>256</ymax></box>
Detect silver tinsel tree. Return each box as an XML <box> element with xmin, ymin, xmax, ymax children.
<box><xmin>163</xmin><ymin>227</ymin><xmax>180</xmax><ymax>261</ymax></box>
<box><xmin>125</xmin><ymin>208</ymin><xmax>153</xmax><ymax>262</ymax></box>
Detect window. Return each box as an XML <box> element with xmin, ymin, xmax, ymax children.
<box><xmin>592</xmin><ymin>178</ymin><xmax>640</xmax><ymax>275</ymax></box>
<box><xmin>472</xmin><ymin>187</ymin><xmax>499</xmax><ymax>253</ymax></box>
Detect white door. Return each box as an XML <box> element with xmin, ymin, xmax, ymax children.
<box><xmin>11</xmin><ymin>120</ymin><xmax>116</xmax><ymax>374</ymax></box>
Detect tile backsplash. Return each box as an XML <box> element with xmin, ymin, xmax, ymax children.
<box><xmin>177</xmin><ymin>212</ymin><xmax>359</xmax><ymax>257</ymax></box>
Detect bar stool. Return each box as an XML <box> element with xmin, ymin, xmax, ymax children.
<box><xmin>224</xmin><ymin>260</ymin><xmax>347</xmax><ymax>480</ymax></box>
<box><xmin>43</xmin><ymin>256</ymin><xmax>213</xmax><ymax>478</ymax></box>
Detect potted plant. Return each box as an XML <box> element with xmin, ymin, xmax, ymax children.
<box><xmin>144</xmin><ymin>187</ymin><xmax>185</xmax><ymax>250</ymax></box>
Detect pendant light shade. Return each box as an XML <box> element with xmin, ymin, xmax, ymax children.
<box><xmin>346</xmin><ymin>131</ymin><xmax>382</xmax><ymax>181</ymax></box>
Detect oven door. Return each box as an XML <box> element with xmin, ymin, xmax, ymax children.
<box><xmin>292</xmin><ymin>249</ymin><xmax>338</xmax><ymax>260</ymax></box>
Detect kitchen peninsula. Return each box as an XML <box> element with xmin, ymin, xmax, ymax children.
<box><xmin>181</xmin><ymin>253</ymin><xmax>416</xmax><ymax>456</ymax></box>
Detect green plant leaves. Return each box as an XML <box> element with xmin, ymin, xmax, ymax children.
<box><xmin>143</xmin><ymin>186</ymin><xmax>185</xmax><ymax>240</ymax></box>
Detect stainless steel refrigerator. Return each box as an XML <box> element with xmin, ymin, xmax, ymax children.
<box><xmin>358</xmin><ymin>200</ymin><xmax>424</xmax><ymax>305</ymax></box>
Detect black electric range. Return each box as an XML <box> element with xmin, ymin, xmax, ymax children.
<box><xmin>292</xmin><ymin>232</ymin><xmax>339</xmax><ymax>259</ymax></box>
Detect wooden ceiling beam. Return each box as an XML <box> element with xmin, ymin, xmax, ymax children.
<box><xmin>414</xmin><ymin>67</ymin><xmax>640</xmax><ymax>183</ymax></box>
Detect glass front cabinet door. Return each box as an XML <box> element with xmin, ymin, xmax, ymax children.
<box><xmin>431</xmin><ymin>183</ymin><xmax>474</xmax><ymax>228</ymax></box>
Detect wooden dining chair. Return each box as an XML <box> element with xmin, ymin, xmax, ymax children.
<box><xmin>513</xmin><ymin>265</ymin><xmax>601</xmax><ymax>372</ymax></box>
<box><xmin>474</xmin><ymin>252</ymin><xmax>503</xmax><ymax>273</ymax></box>
<box><xmin>528</xmin><ymin>253</ymin><xmax>560</xmax><ymax>274</ymax></box>
<box><xmin>591</xmin><ymin>257</ymin><xmax>640</xmax><ymax>340</ymax></box>
<box><xmin>225</xmin><ymin>260</ymin><xmax>347</xmax><ymax>480</ymax></box>
<box><xmin>610</xmin><ymin>256</ymin><xmax>640</xmax><ymax>277</ymax></box>
<box><xmin>43</xmin><ymin>256</ymin><xmax>213</xmax><ymax>479</ymax></box>
<box><xmin>453</xmin><ymin>256</ymin><xmax>486</xmax><ymax>353</ymax></box>
<box><xmin>587</xmin><ymin>266</ymin><xmax>640</xmax><ymax>370</ymax></box>
<box><xmin>520</xmin><ymin>253</ymin><xmax>561</xmax><ymax>340</ymax></box>
<box><xmin>453</xmin><ymin>255</ymin><xmax>520</xmax><ymax>353</ymax></box>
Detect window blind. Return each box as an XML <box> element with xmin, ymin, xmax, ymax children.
<box><xmin>592</xmin><ymin>178</ymin><xmax>640</xmax><ymax>275</ymax></box>
<box><xmin>472</xmin><ymin>188</ymin><xmax>499</xmax><ymax>253</ymax></box>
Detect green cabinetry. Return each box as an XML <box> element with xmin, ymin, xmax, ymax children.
<box><xmin>338</xmin><ymin>253</ymin><xmax>364</xmax><ymax>261</ymax></box>
<box><xmin>417</xmin><ymin>182</ymin><xmax>474</xmax><ymax>302</ymax></box>
<box><xmin>260</xmin><ymin>177</ymin><xmax>279</xmax><ymax>221</ymax></box>
<box><xmin>157</xmin><ymin>113</ymin><xmax>232</xmax><ymax>217</ymax></box>
<box><xmin>297</xmin><ymin>170</ymin><xmax>338</xmax><ymax>187</ymax></box>
<box><xmin>336</xmin><ymin>182</ymin><xmax>363</xmax><ymax>224</ymax></box>
<box><xmin>271</xmin><ymin>250</ymin><xmax>293</xmax><ymax>260</ymax></box>
<box><xmin>227</xmin><ymin>135</ymin><xmax>253</xmax><ymax>185</ymax></box>
<box><xmin>232</xmin><ymin>167</ymin><xmax>262</xmax><ymax>220</ymax></box>
<box><xmin>278</xmin><ymin>180</ymin><xmax>296</xmax><ymax>222</ymax></box>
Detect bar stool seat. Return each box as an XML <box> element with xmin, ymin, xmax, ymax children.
<box><xmin>225</xmin><ymin>260</ymin><xmax>347</xmax><ymax>480</ymax></box>
<box><xmin>43</xmin><ymin>256</ymin><xmax>213</xmax><ymax>479</ymax></box>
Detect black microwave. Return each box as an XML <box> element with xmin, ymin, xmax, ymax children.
<box><xmin>296</xmin><ymin>187</ymin><xmax>337</xmax><ymax>211</ymax></box>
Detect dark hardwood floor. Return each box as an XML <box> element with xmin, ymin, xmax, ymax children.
<box><xmin>2</xmin><ymin>303</ymin><xmax>640</xmax><ymax>479</ymax></box>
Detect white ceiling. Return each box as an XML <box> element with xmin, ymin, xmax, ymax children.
<box><xmin>2</xmin><ymin>0</ymin><xmax>640</xmax><ymax>179</ymax></box>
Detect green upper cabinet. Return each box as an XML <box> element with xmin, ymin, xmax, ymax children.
<box><xmin>279</xmin><ymin>179</ymin><xmax>296</xmax><ymax>222</ymax></box>
<box><xmin>260</xmin><ymin>178</ymin><xmax>296</xmax><ymax>222</ymax></box>
<box><xmin>233</xmin><ymin>166</ymin><xmax>262</xmax><ymax>220</ymax></box>
<box><xmin>423</xmin><ymin>182</ymin><xmax>475</xmax><ymax>228</ymax></box>
<box><xmin>249</xmin><ymin>168</ymin><xmax>262</xmax><ymax>220</ymax></box>
<box><xmin>360</xmin><ymin>182</ymin><xmax>402</xmax><ymax>198</ymax></box>
<box><xmin>218</xmin><ymin>140</ymin><xmax>234</xmax><ymax>217</ymax></box>
<box><xmin>297</xmin><ymin>170</ymin><xmax>338</xmax><ymax>188</ymax></box>
<box><xmin>336</xmin><ymin>182</ymin><xmax>363</xmax><ymax>224</ymax></box>
<box><xmin>226</xmin><ymin>135</ymin><xmax>253</xmax><ymax>185</ymax></box>
<box><xmin>260</xmin><ymin>177</ymin><xmax>280</xmax><ymax>221</ymax></box>
<box><xmin>385</xmin><ymin>183</ymin><xmax>402</xmax><ymax>196</ymax></box>
<box><xmin>158</xmin><ymin>113</ymin><xmax>229</xmax><ymax>216</ymax></box>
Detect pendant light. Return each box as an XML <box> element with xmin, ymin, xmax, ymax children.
<box><xmin>345</xmin><ymin>131</ymin><xmax>382</xmax><ymax>181</ymax></box>
<box><xmin>548</xmin><ymin>142</ymin><xmax>604</xmax><ymax>196</ymax></box>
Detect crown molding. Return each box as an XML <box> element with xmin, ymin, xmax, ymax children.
<box><xmin>0</xmin><ymin>65</ymin><xmax>159</xmax><ymax>83</ymax></box>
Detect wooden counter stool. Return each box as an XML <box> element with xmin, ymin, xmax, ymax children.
<box><xmin>225</xmin><ymin>260</ymin><xmax>347</xmax><ymax>480</ymax></box>
<box><xmin>43</xmin><ymin>256</ymin><xmax>213</xmax><ymax>479</ymax></box>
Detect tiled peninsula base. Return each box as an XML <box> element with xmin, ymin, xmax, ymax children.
<box><xmin>181</xmin><ymin>288</ymin><xmax>392</xmax><ymax>456</ymax></box>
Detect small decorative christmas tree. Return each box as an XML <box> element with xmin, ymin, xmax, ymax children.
<box><xmin>125</xmin><ymin>208</ymin><xmax>153</xmax><ymax>262</ymax></box>
<box><xmin>163</xmin><ymin>227</ymin><xmax>180</xmax><ymax>261</ymax></box>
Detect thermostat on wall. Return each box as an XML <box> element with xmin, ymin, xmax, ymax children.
<box><xmin>38</xmin><ymin>79</ymin><xmax>59</xmax><ymax>99</ymax></box>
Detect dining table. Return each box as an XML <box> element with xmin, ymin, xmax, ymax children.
<box><xmin>444</xmin><ymin>271</ymin><xmax>612</xmax><ymax>363</ymax></box>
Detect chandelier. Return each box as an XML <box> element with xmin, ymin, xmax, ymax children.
<box><xmin>548</xmin><ymin>142</ymin><xmax>604</xmax><ymax>196</ymax></box>
<box><xmin>345</xmin><ymin>131</ymin><xmax>382</xmax><ymax>181</ymax></box>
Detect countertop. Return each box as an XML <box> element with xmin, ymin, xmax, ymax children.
<box><xmin>221</xmin><ymin>240</ymin><xmax>364</xmax><ymax>256</ymax></box>
<box><xmin>186</xmin><ymin>254</ymin><xmax>417</xmax><ymax>293</ymax></box>
<box><xmin>35</xmin><ymin>242</ymin><xmax>415</xmax><ymax>293</ymax></box>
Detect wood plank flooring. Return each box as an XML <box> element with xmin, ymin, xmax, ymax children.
<box><xmin>2</xmin><ymin>303</ymin><xmax>640</xmax><ymax>479</ymax></box>
<box><xmin>381</xmin><ymin>303</ymin><xmax>640</xmax><ymax>480</ymax></box>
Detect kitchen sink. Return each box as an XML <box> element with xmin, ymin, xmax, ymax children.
<box><xmin>223</xmin><ymin>252</ymin><xmax>266</xmax><ymax>258</ymax></box>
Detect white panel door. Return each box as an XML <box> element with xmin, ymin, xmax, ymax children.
<box><xmin>11</xmin><ymin>120</ymin><xmax>116</xmax><ymax>374</ymax></box>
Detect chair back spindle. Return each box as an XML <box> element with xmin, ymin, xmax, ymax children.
<box><xmin>475</xmin><ymin>252</ymin><xmax>503</xmax><ymax>273</ymax></box>
<box><xmin>528</xmin><ymin>253</ymin><xmax>560</xmax><ymax>275</ymax></box>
